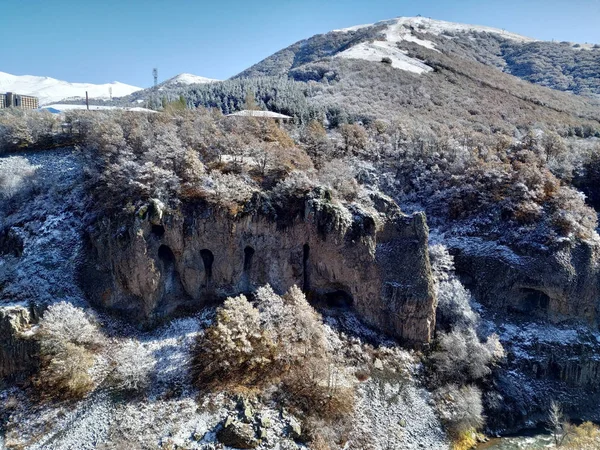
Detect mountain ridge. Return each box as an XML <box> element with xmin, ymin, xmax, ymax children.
<box><xmin>0</xmin><ymin>71</ymin><xmax>142</xmax><ymax>105</ymax></box>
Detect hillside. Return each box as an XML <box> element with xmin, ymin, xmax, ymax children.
<box><xmin>235</xmin><ymin>16</ymin><xmax>600</xmax><ymax>98</ymax></box>
<box><xmin>186</xmin><ymin>17</ymin><xmax>600</xmax><ymax>134</ymax></box>
<box><xmin>0</xmin><ymin>71</ymin><xmax>142</xmax><ymax>105</ymax></box>
<box><xmin>3</xmin><ymin>14</ymin><xmax>600</xmax><ymax>450</ymax></box>
<box><xmin>120</xmin><ymin>72</ymin><xmax>219</xmax><ymax>106</ymax></box>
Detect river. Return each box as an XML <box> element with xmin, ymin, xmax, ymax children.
<box><xmin>477</xmin><ymin>432</ymin><xmax>554</xmax><ymax>449</ymax></box>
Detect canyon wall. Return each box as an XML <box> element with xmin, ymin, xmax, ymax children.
<box><xmin>82</xmin><ymin>192</ymin><xmax>437</xmax><ymax>346</ymax></box>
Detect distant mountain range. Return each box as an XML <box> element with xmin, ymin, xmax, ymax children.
<box><xmin>0</xmin><ymin>71</ymin><xmax>142</xmax><ymax>106</ymax></box>
<box><xmin>0</xmin><ymin>71</ymin><xmax>218</xmax><ymax>106</ymax></box>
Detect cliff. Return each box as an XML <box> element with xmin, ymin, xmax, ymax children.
<box><xmin>82</xmin><ymin>190</ymin><xmax>437</xmax><ymax>346</ymax></box>
<box><xmin>0</xmin><ymin>305</ymin><xmax>38</xmax><ymax>383</ymax></box>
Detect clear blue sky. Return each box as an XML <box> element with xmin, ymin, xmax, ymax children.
<box><xmin>2</xmin><ymin>0</ymin><xmax>599</xmax><ymax>88</ymax></box>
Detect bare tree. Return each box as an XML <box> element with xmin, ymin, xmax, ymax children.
<box><xmin>547</xmin><ymin>401</ymin><xmax>570</xmax><ymax>446</ymax></box>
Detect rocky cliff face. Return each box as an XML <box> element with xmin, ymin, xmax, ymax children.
<box><xmin>481</xmin><ymin>310</ymin><xmax>600</xmax><ymax>433</ymax></box>
<box><xmin>448</xmin><ymin>237</ymin><xmax>600</xmax><ymax>328</ymax></box>
<box><xmin>82</xmin><ymin>191</ymin><xmax>437</xmax><ymax>345</ymax></box>
<box><xmin>0</xmin><ymin>305</ymin><xmax>38</xmax><ymax>383</ymax></box>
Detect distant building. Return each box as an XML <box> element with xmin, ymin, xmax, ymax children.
<box><xmin>226</xmin><ymin>110</ymin><xmax>293</xmax><ymax>123</ymax></box>
<box><xmin>0</xmin><ymin>92</ymin><xmax>39</xmax><ymax>110</ymax></box>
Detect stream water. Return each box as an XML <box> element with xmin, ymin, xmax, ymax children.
<box><xmin>477</xmin><ymin>432</ymin><xmax>554</xmax><ymax>449</ymax></box>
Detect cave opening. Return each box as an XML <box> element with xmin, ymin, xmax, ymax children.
<box><xmin>303</xmin><ymin>243</ymin><xmax>310</xmax><ymax>292</ymax></box>
<box><xmin>520</xmin><ymin>288</ymin><xmax>550</xmax><ymax>311</ymax></box>
<box><xmin>200</xmin><ymin>249</ymin><xmax>214</xmax><ymax>283</ymax></box>
<box><xmin>158</xmin><ymin>244</ymin><xmax>180</xmax><ymax>296</ymax></box>
<box><xmin>151</xmin><ymin>224</ymin><xmax>165</xmax><ymax>238</ymax></box>
<box><xmin>243</xmin><ymin>246</ymin><xmax>255</xmax><ymax>273</ymax></box>
<box><xmin>323</xmin><ymin>289</ymin><xmax>354</xmax><ymax>308</ymax></box>
<box><xmin>158</xmin><ymin>244</ymin><xmax>175</xmax><ymax>266</ymax></box>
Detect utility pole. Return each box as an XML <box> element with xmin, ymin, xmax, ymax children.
<box><xmin>153</xmin><ymin>68</ymin><xmax>158</xmax><ymax>109</ymax></box>
<box><xmin>86</xmin><ymin>91</ymin><xmax>89</xmax><ymax>110</ymax></box>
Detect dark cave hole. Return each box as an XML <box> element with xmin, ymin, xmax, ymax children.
<box><xmin>243</xmin><ymin>246</ymin><xmax>255</xmax><ymax>273</ymax></box>
<box><xmin>158</xmin><ymin>244</ymin><xmax>175</xmax><ymax>266</ymax></box>
<box><xmin>151</xmin><ymin>224</ymin><xmax>165</xmax><ymax>238</ymax></box>
<box><xmin>200</xmin><ymin>249</ymin><xmax>214</xmax><ymax>281</ymax></box>
<box><xmin>520</xmin><ymin>288</ymin><xmax>550</xmax><ymax>311</ymax></box>
<box><xmin>323</xmin><ymin>290</ymin><xmax>354</xmax><ymax>308</ymax></box>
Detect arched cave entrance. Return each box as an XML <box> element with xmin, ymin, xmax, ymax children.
<box><xmin>200</xmin><ymin>249</ymin><xmax>214</xmax><ymax>287</ymax></box>
<box><xmin>323</xmin><ymin>289</ymin><xmax>354</xmax><ymax>308</ymax></box>
<box><xmin>243</xmin><ymin>246</ymin><xmax>255</xmax><ymax>273</ymax></box>
<box><xmin>151</xmin><ymin>224</ymin><xmax>165</xmax><ymax>238</ymax></box>
<box><xmin>520</xmin><ymin>288</ymin><xmax>550</xmax><ymax>312</ymax></box>
<box><xmin>158</xmin><ymin>244</ymin><xmax>179</xmax><ymax>295</ymax></box>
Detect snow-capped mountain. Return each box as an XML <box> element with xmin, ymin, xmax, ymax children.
<box><xmin>236</xmin><ymin>16</ymin><xmax>599</xmax><ymax>97</ymax></box>
<box><xmin>332</xmin><ymin>16</ymin><xmax>534</xmax><ymax>73</ymax></box>
<box><xmin>333</xmin><ymin>16</ymin><xmax>534</xmax><ymax>41</ymax></box>
<box><xmin>159</xmin><ymin>73</ymin><xmax>219</xmax><ymax>89</ymax></box>
<box><xmin>0</xmin><ymin>71</ymin><xmax>142</xmax><ymax>105</ymax></box>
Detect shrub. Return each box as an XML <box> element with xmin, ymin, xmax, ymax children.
<box><xmin>36</xmin><ymin>342</ymin><xmax>95</xmax><ymax>399</ymax></box>
<box><xmin>192</xmin><ymin>294</ymin><xmax>275</xmax><ymax>388</ymax></box>
<box><xmin>430</xmin><ymin>329</ymin><xmax>504</xmax><ymax>385</ymax></box>
<box><xmin>108</xmin><ymin>339</ymin><xmax>156</xmax><ymax>392</ymax></box>
<box><xmin>35</xmin><ymin>302</ymin><xmax>104</xmax><ymax>399</ymax></box>
<box><xmin>37</xmin><ymin>301</ymin><xmax>103</xmax><ymax>351</ymax></box>
<box><xmin>434</xmin><ymin>384</ymin><xmax>484</xmax><ymax>440</ymax></box>
<box><xmin>192</xmin><ymin>284</ymin><xmax>353</xmax><ymax>446</ymax></box>
<box><xmin>0</xmin><ymin>156</ymin><xmax>39</xmax><ymax>199</ymax></box>
<box><xmin>429</xmin><ymin>244</ymin><xmax>479</xmax><ymax>332</ymax></box>
<box><xmin>563</xmin><ymin>422</ymin><xmax>600</xmax><ymax>449</ymax></box>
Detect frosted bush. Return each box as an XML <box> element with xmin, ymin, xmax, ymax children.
<box><xmin>429</xmin><ymin>244</ymin><xmax>478</xmax><ymax>331</ymax></box>
<box><xmin>36</xmin><ymin>342</ymin><xmax>95</xmax><ymax>399</ymax></box>
<box><xmin>35</xmin><ymin>302</ymin><xmax>104</xmax><ymax>399</ymax></box>
<box><xmin>430</xmin><ymin>329</ymin><xmax>503</xmax><ymax>384</ymax></box>
<box><xmin>38</xmin><ymin>301</ymin><xmax>103</xmax><ymax>350</ymax></box>
<box><xmin>0</xmin><ymin>156</ymin><xmax>39</xmax><ymax>199</ymax></box>
<box><xmin>109</xmin><ymin>339</ymin><xmax>156</xmax><ymax>392</ymax></box>
<box><xmin>256</xmin><ymin>284</ymin><xmax>327</xmax><ymax>364</ymax></box>
<box><xmin>193</xmin><ymin>294</ymin><xmax>274</xmax><ymax>386</ymax></box>
<box><xmin>434</xmin><ymin>384</ymin><xmax>484</xmax><ymax>437</ymax></box>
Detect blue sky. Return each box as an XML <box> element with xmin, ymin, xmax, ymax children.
<box><xmin>2</xmin><ymin>0</ymin><xmax>599</xmax><ymax>88</ymax></box>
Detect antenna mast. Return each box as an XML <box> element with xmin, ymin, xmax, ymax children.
<box><xmin>153</xmin><ymin>68</ymin><xmax>158</xmax><ymax>109</ymax></box>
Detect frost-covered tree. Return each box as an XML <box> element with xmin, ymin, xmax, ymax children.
<box><xmin>109</xmin><ymin>339</ymin><xmax>156</xmax><ymax>392</ymax></box>
<box><xmin>36</xmin><ymin>302</ymin><xmax>104</xmax><ymax>399</ymax></box>
<box><xmin>0</xmin><ymin>156</ymin><xmax>39</xmax><ymax>199</ymax></box>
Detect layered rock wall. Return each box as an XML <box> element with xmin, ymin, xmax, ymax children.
<box><xmin>83</xmin><ymin>194</ymin><xmax>437</xmax><ymax>345</ymax></box>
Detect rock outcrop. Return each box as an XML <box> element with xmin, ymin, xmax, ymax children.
<box><xmin>449</xmin><ymin>237</ymin><xmax>600</xmax><ymax>328</ymax></box>
<box><xmin>0</xmin><ymin>305</ymin><xmax>38</xmax><ymax>383</ymax></box>
<box><xmin>83</xmin><ymin>191</ymin><xmax>437</xmax><ymax>345</ymax></box>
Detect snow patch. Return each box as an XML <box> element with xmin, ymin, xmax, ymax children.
<box><xmin>336</xmin><ymin>41</ymin><xmax>433</xmax><ymax>74</ymax></box>
<box><xmin>41</xmin><ymin>104</ymin><xmax>156</xmax><ymax>113</ymax></box>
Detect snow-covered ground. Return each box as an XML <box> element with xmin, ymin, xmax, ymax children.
<box><xmin>334</xmin><ymin>16</ymin><xmax>535</xmax><ymax>43</ymax></box>
<box><xmin>0</xmin><ymin>71</ymin><xmax>142</xmax><ymax>105</ymax></box>
<box><xmin>334</xmin><ymin>16</ymin><xmax>536</xmax><ymax>74</ymax></box>
<box><xmin>41</xmin><ymin>104</ymin><xmax>156</xmax><ymax>113</ymax></box>
<box><xmin>336</xmin><ymin>41</ymin><xmax>434</xmax><ymax>74</ymax></box>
